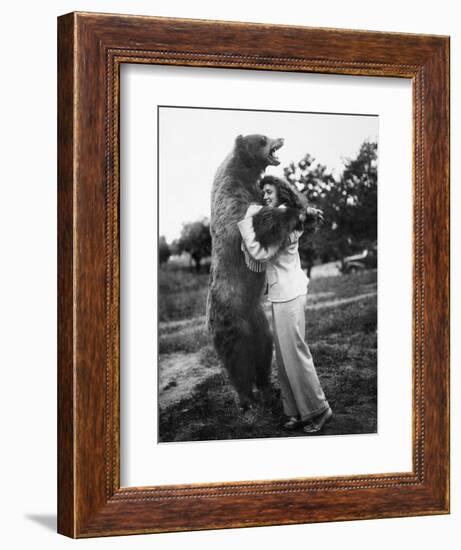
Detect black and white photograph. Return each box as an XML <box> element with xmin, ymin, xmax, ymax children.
<box><xmin>158</xmin><ymin>106</ymin><xmax>378</xmax><ymax>443</ymax></box>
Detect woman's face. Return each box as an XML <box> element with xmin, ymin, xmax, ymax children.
<box><xmin>262</xmin><ymin>184</ymin><xmax>279</xmax><ymax>208</ymax></box>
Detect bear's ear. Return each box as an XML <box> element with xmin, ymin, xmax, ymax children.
<box><xmin>235</xmin><ymin>134</ymin><xmax>245</xmax><ymax>148</ymax></box>
<box><xmin>235</xmin><ymin>134</ymin><xmax>248</xmax><ymax>155</ymax></box>
<box><xmin>235</xmin><ymin>134</ymin><xmax>254</xmax><ymax>166</ymax></box>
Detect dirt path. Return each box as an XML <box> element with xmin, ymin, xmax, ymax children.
<box><xmin>159</xmin><ymin>291</ymin><xmax>375</xmax><ymax>334</ymax></box>
<box><xmin>158</xmin><ymin>351</ymin><xmax>221</xmax><ymax>410</ymax></box>
<box><xmin>306</xmin><ymin>291</ymin><xmax>376</xmax><ymax>310</ymax></box>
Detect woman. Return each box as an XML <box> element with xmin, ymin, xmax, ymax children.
<box><xmin>237</xmin><ymin>175</ymin><xmax>332</xmax><ymax>433</ymax></box>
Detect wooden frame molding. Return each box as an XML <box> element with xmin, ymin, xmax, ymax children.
<box><xmin>58</xmin><ymin>12</ymin><xmax>450</xmax><ymax>538</ymax></box>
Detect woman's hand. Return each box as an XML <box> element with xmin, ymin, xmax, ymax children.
<box><xmin>300</xmin><ymin>206</ymin><xmax>324</xmax><ymax>233</ymax></box>
<box><xmin>306</xmin><ymin>206</ymin><xmax>324</xmax><ymax>224</ymax></box>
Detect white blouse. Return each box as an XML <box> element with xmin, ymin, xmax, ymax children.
<box><xmin>237</xmin><ymin>204</ymin><xmax>309</xmax><ymax>303</ymax></box>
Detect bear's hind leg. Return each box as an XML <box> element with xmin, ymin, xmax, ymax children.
<box><xmin>213</xmin><ymin>318</ymin><xmax>257</xmax><ymax>410</ymax></box>
<box><xmin>251</xmin><ymin>306</ymin><xmax>273</xmax><ymax>393</ymax></box>
<box><xmin>226</xmin><ymin>344</ymin><xmax>257</xmax><ymax>411</ymax></box>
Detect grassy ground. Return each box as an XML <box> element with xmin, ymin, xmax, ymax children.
<box><xmin>158</xmin><ymin>259</ymin><xmax>377</xmax><ymax>442</ymax></box>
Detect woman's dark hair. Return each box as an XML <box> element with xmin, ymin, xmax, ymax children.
<box><xmin>259</xmin><ymin>175</ymin><xmax>304</xmax><ymax>210</ymax></box>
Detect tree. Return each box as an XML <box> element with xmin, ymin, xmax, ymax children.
<box><xmin>284</xmin><ymin>140</ymin><xmax>378</xmax><ymax>263</ymax></box>
<box><xmin>339</xmin><ymin>140</ymin><xmax>377</xmax><ymax>243</ymax></box>
<box><xmin>158</xmin><ymin>236</ymin><xmax>171</xmax><ymax>264</ymax></box>
<box><xmin>169</xmin><ymin>239</ymin><xmax>183</xmax><ymax>257</ymax></box>
<box><xmin>284</xmin><ymin>154</ymin><xmax>339</xmax><ymax>267</ymax></box>
<box><xmin>178</xmin><ymin>217</ymin><xmax>211</xmax><ymax>272</ymax></box>
<box><xmin>284</xmin><ymin>153</ymin><xmax>336</xmax><ymax>202</ymax></box>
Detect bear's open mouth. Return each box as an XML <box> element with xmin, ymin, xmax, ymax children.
<box><xmin>268</xmin><ymin>139</ymin><xmax>284</xmax><ymax>165</ymax></box>
<box><xmin>270</xmin><ymin>146</ymin><xmax>280</xmax><ymax>159</ymax></box>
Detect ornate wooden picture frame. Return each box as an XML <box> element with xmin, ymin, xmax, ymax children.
<box><xmin>57</xmin><ymin>12</ymin><xmax>449</xmax><ymax>538</ymax></box>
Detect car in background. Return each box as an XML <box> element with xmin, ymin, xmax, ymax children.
<box><xmin>339</xmin><ymin>246</ymin><xmax>377</xmax><ymax>274</ymax></box>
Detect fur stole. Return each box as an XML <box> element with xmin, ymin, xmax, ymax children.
<box><xmin>252</xmin><ymin>205</ymin><xmax>303</xmax><ymax>249</ymax></box>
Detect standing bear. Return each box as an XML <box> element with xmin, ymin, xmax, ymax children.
<box><xmin>206</xmin><ymin>134</ymin><xmax>306</xmax><ymax>409</ymax></box>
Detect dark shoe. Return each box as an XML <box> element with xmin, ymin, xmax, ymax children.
<box><xmin>303</xmin><ymin>407</ymin><xmax>333</xmax><ymax>434</ymax></box>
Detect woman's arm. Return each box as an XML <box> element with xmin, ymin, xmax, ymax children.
<box><xmin>237</xmin><ymin>215</ymin><xmax>280</xmax><ymax>261</ymax></box>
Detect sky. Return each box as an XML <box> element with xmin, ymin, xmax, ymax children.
<box><xmin>158</xmin><ymin>107</ymin><xmax>378</xmax><ymax>242</ymax></box>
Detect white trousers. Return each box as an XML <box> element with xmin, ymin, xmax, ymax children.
<box><xmin>271</xmin><ymin>294</ymin><xmax>329</xmax><ymax>421</ymax></box>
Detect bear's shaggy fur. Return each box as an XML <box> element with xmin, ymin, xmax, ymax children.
<box><xmin>206</xmin><ymin>134</ymin><xmax>304</xmax><ymax>408</ymax></box>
